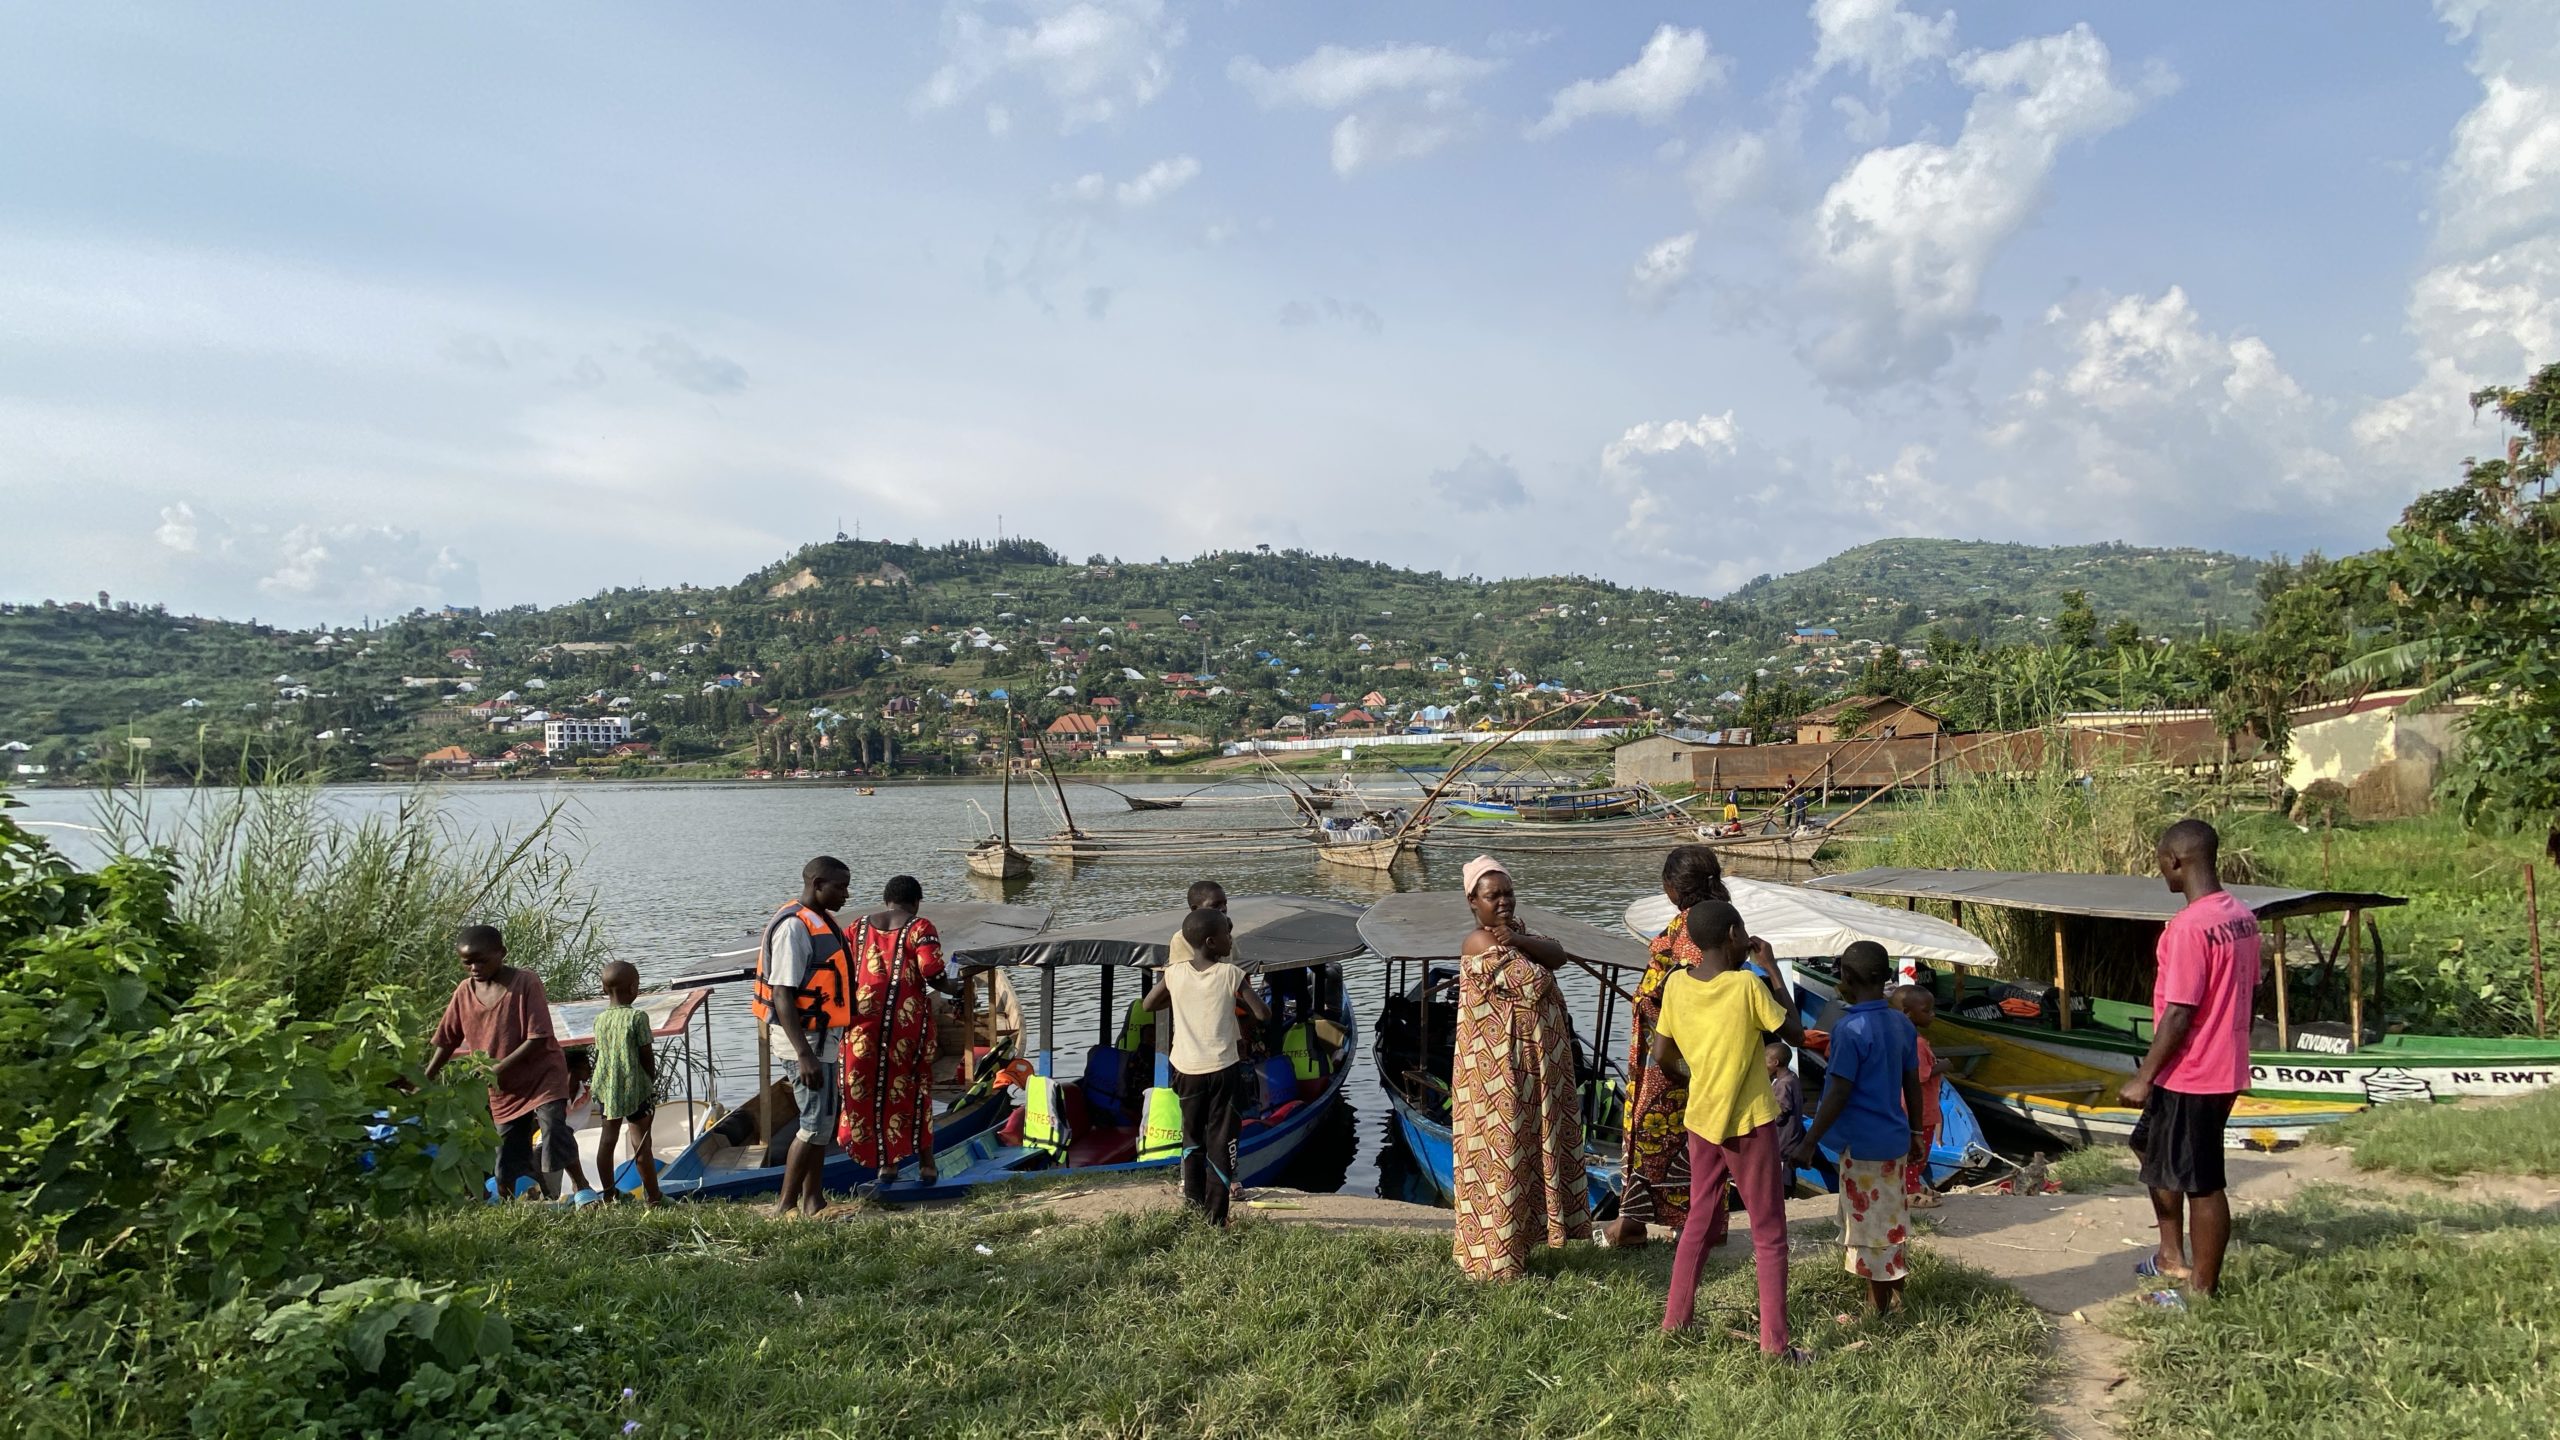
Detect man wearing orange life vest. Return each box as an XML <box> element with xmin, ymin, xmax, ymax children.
<box><xmin>756</xmin><ymin>855</ymin><xmax>854</xmax><ymax>1218</ymax></box>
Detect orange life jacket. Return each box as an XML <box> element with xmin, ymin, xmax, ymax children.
<box><xmin>752</xmin><ymin>900</ymin><xmax>852</xmax><ymax>1032</ymax></box>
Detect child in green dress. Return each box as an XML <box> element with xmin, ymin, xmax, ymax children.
<box><xmin>590</xmin><ymin>960</ymin><xmax>665</xmax><ymax>1205</ymax></box>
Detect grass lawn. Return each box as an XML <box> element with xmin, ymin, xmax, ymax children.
<box><xmin>399</xmin><ymin>1195</ymin><xmax>2054</xmax><ymax>1439</ymax></box>
<box><xmin>2048</xmin><ymin>1146</ymin><xmax>2139</xmax><ymax>1193</ymax></box>
<box><xmin>2322</xmin><ymin>1089</ymin><xmax>2560</xmax><ymax>1181</ymax></box>
<box><xmin>2116</xmin><ymin>1187</ymin><xmax>2560</xmax><ymax>1439</ymax></box>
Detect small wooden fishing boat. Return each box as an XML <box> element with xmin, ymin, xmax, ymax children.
<box><xmin>1808</xmin><ymin>868</ymin><xmax>2560</xmax><ymax>1106</ymax></box>
<box><xmin>856</xmin><ymin>787</ymin><xmax>877</xmax><ymax>796</ymax></box>
<box><xmin>1445</xmin><ymin>787</ymin><xmax>1644</xmax><ymax>824</ymax></box>
<box><xmin>1692</xmin><ymin>827</ymin><xmax>1828</xmax><ymax>863</ymax></box>
<box><xmin>966</xmin><ymin>739</ymin><xmax>1032</xmax><ymax>879</ymax></box>
<box><xmin>867</xmin><ymin>896</ymin><xmax>1367</xmax><ymax>1200</ymax></box>
<box><xmin>1315</xmin><ymin>832</ymin><xmax>1408</xmax><ymax>870</ymax></box>
<box><xmin>1361</xmin><ymin>893</ymin><xmax>1644</xmax><ymax>1208</ymax></box>
<box><xmin>646</xmin><ymin>901</ymin><xmax>1052</xmax><ymax>1202</ymax></box>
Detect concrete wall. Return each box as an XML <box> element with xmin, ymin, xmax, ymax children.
<box><xmin>2285</xmin><ymin>704</ymin><xmax>2468</xmax><ymax>818</ymax></box>
<box><xmin>1614</xmin><ymin>736</ymin><xmax>1707</xmax><ymax>787</ymax></box>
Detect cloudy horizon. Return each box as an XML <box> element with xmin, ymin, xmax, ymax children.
<box><xmin>3</xmin><ymin>1</ymin><xmax>2553</xmax><ymax>625</ymax></box>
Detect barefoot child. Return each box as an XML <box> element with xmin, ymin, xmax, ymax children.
<box><xmin>590</xmin><ymin>960</ymin><xmax>666</xmax><ymax>1206</ymax></box>
<box><xmin>1141</xmin><ymin>905</ymin><xmax>1269</xmax><ymax>1226</ymax></box>
<box><xmin>1791</xmin><ymin>943</ymin><xmax>1926</xmax><ymax>1317</ymax></box>
<box><xmin>1891</xmin><ymin>986</ymin><xmax>1949</xmax><ymax>1208</ymax></box>
<box><xmin>1766</xmin><ymin>1041</ymin><xmax>1803</xmax><ymax>1140</ymax></box>
<box><xmin>1653</xmin><ymin>900</ymin><xmax>1814</xmax><ymax>1363</ymax></box>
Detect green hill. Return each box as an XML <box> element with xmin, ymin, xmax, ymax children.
<box><xmin>1725</xmin><ymin>539</ymin><xmax>2264</xmax><ymax>644</ymax></box>
<box><xmin>0</xmin><ymin>535</ymin><xmax>2268</xmax><ymax>782</ymax></box>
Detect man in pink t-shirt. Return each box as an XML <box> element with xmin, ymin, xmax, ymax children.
<box><xmin>2120</xmin><ymin>818</ymin><xmax>2261</xmax><ymax>1301</ymax></box>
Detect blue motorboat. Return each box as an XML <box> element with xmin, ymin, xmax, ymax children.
<box><xmin>849</xmin><ymin>895</ymin><xmax>1369</xmax><ymax>1203</ymax></box>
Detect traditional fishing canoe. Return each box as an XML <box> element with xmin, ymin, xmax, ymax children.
<box><xmin>1315</xmin><ymin>834</ymin><xmax>1408</xmax><ymax>870</ymax></box>
<box><xmin>867</xmin><ymin>895</ymin><xmax>1367</xmax><ymax>1200</ymax></box>
<box><xmin>965</xmin><ymin>837</ymin><xmax>1031</xmax><ymax>880</ymax></box>
<box><xmin>1808</xmin><ymin>868</ymin><xmax>2560</xmax><ymax>1106</ymax></box>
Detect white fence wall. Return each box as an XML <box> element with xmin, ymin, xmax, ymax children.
<box><xmin>1222</xmin><ymin>725</ymin><xmax>1635</xmax><ymax>757</ymax></box>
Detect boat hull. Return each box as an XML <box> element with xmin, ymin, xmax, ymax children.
<box><xmin>1316</xmin><ymin>838</ymin><xmax>1406</xmax><ymax>870</ymax></box>
<box><xmin>965</xmin><ymin>843</ymin><xmax>1031</xmax><ymax>880</ymax></box>
<box><xmin>652</xmin><ymin>1085</ymin><xmax>1013</xmax><ymax>1202</ymax></box>
<box><xmin>1795</xmin><ymin>958</ymin><xmax>2560</xmax><ymax>1105</ymax></box>
<box><xmin>1381</xmin><ymin>1079</ymin><xmax>1623</xmax><ymax>1208</ymax></box>
<box><xmin>1791</xmin><ymin>969</ymin><xmax>2363</xmax><ymax>1148</ymax></box>
<box><xmin>886</xmin><ymin>989</ymin><xmax>1361</xmax><ymax>1201</ymax></box>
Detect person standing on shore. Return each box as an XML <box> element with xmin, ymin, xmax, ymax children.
<box><xmin>589</xmin><ymin>959</ymin><xmax>666</xmax><ymax>1206</ymax></box>
<box><xmin>2121</xmin><ymin>818</ymin><xmax>2260</xmax><ymax>1304</ymax></box>
<box><xmin>1607</xmin><ymin>845</ymin><xmax>1729</xmax><ymax>1249</ymax></box>
<box><xmin>1653</xmin><ymin>900</ymin><xmax>1811</xmax><ymax>1362</ymax></box>
<box><xmin>1449</xmin><ymin>855</ymin><xmax>1591</xmax><ymax>1280</ymax></box>
<box><xmin>838</xmin><ymin>875</ymin><xmax>946</xmax><ymax>1185</ymax></box>
<box><xmin>755</xmin><ymin>856</ymin><xmax>854</xmax><ymax>1218</ymax></box>
<box><xmin>1141</xmin><ymin>905</ymin><xmax>1268</xmax><ymax>1226</ymax></box>
<box><xmin>422</xmin><ymin>925</ymin><xmax>591</xmax><ymax>1202</ymax></box>
<box><xmin>1793</xmin><ymin>943</ymin><xmax>1925</xmax><ymax>1319</ymax></box>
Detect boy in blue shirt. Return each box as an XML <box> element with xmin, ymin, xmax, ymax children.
<box><xmin>1790</xmin><ymin>941</ymin><xmax>1927</xmax><ymax>1317</ymax></box>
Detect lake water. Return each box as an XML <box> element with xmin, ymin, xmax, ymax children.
<box><xmin>14</xmin><ymin>778</ymin><xmax>1830</xmax><ymax>1200</ymax></box>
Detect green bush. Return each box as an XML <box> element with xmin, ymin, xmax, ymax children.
<box><xmin>0</xmin><ymin>803</ymin><xmax>560</xmax><ymax>1436</ymax></box>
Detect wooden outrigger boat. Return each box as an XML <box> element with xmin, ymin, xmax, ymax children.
<box><xmin>965</xmin><ymin>741</ymin><xmax>1032</xmax><ymax>880</ymax></box>
<box><xmin>1444</xmin><ymin>785</ymin><xmax>1646</xmax><ymax>824</ymax></box>
<box><xmin>644</xmin><ymin>901</ymin><xmax>1052</xmax><ymax>1201</ymax></box>
<box><xmin>1622</xmin><ymin>882</ymin><xmax>1996</xmax><ymax>1187</ymax></box>
<box><xmin>869</xmin><ymin>896</ymin><xmax>1367</xmax><ymax>1200</ymax></box>
<box><xmin>1807</xmin><ymin>868</ymin><xmax>2560</xmax><ymax>1108</ymax></box>
<box><xmin>1361</xmin><ymin>893</ymin><xmax>1641</xmax><ymax>1207</ymax></box>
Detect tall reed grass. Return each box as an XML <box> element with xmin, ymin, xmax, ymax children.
<box><xmin>1863</xmin><ymin>748</ymin><xmax>2228</xmax><ymax>993</ymax></box>
<box><xmin>94</xmin><ymin>777</ymin><xmax>606</xmax><ymax>1022</ymax></box>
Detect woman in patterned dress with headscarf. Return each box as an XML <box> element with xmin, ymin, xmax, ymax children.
<box><xmin>1606</xmin><ymin>844</ymin><xmax>1730</xmax><ymax>1248</ymax></box>
<box><xmin>838</xmin><ymin>874</ymin><xmax>946</xmax><ymax>1182</ymax></box>
<box><xmin>1449</xmin><ymin>855</ymin><xmax>1591</xmax><ymax>1280</ymax></box>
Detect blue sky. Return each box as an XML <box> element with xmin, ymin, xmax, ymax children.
<box><xmin>3</xmin><ymin>1</ymin><xmax>2554</xmax><ymax>624</ymax></box>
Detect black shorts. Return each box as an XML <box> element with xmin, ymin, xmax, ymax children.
<box><xmin>2128</xmin><ymin>1087</ymin><xmax>2237</xmax><ymax>1194</ymax></box>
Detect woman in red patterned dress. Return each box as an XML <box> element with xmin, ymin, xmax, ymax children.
<box><xmin>1606</xmin><ymin>845</ymin><xmax>1730</xmax><ymax>1248</ymax></box>
<box><xmin>838</xmin><ymin>874</ymin><xmax>946</xmax><ymax>1182</ymax></box>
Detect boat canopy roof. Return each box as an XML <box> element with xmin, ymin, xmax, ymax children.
<box><xmin>666</xmin><ymin>901</ymin><xmax>1052</xmax><ymax>989</ymax></box>
<box><xmin>1810</xmin><ymin>868</ymin><xmax>2406</xmax><ymax>923</ymax></box>
<box><xmin>1358</xmin><ymin>893</ymin><xmax>1652</xmax><ymax>972</ymax></box>
<box><xmin>949</xmin><ymin>894</ymin><xmax>1364</xmax><ymax>973</ymax></box>
<box><xmin>1624</xmin><ymin>877</ymin><xmax>2003</xmax><ymax>968</ymax></box>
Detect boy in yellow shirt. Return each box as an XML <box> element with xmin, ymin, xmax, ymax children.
<box><xmin>1652</xmin><ymin>899</ymin><xmax>1813</xmax><ymax>1363</ymax></box>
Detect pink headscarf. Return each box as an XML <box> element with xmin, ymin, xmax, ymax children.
<box><xmin>1461</xmin><ymin>854</ymin><xmax>1510</xmax><ymax>898</ymax></box>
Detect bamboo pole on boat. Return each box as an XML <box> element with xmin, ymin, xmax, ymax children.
<box><xmin>2270</xmin><ymin>917</ymin><xmax>2290</xmax><ymax>1051</ymax></box>
<box><xmin>2529</xmin><ymin>863</ymin><xmax>2547</xmax><ymax>1039</ymax></box>
<box><xmin>2345</xmin><ymin>908</ymin><xmax>2364</xmax><ymax>1053</ymax></box>
<box><xmin>2053</xmin><ymin>916</ymin><xmax>2072</xmax><ymax>1032</ymax></box>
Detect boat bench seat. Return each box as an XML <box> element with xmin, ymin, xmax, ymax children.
<box><xmin>1933</xmin><ymin>1045</ymin><xmax>1991</xmax><ymax>1059</ymax></box>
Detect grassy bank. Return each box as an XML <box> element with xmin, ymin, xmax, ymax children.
<box><xmin>2118</xmin><ymin>1186</ymin><xmax>2560</xmax><ymax>1438</ymax></box>
<box><xmin>393</xmin><ymin>1194</ymin><xmax>2054</xmax><ymax>1440</ymax></box>
<box><xmin>2222</xmin><ymin>810</ymin><xmax>2549</xmax><ymax>1038</ymax></box>
<box><xmin>2323</xmin><ymin>1089</ymin><xmax>2560</xmax><ymax>1181</ymax></box>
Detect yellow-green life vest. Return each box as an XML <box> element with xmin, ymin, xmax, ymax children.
<box><xmin>1023</xmin><ymin>1074</ymin><xmax>1070</xmax><ymax>1158</ymax></box>
<box><xmin>1282</xmin><ymin>1022</ymin><xmax>1323</xmax><ymax>1081</ymax></box>
<box><xmin>1119</xmin><ymin>998</ymin><xmax>1153</xmax><ymax>1053</ymax></box>
<box><xmin>1137</xmin><ymin>1084</ymin><xmax>1183</xmax><ymax>1161</ymax></box>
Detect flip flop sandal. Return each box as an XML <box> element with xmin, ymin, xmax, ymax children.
<box><xmin>2138</xmin><ymin>1289</ymin><xmax>2188</xmax><ymax>1311</ymax></box>
<box><xmin>2134</xmin><ymin>1253</ymin><xmax>2180</xmax><ymax>1280</ymax></box>
<box><xmin>1774</xmin><ymin>1345</ymin><xmax>1815</xmax><ymax>1367</ymax></box>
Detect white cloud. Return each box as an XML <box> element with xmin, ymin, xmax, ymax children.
<box><xmin>1277</xmin><ymin>296</ymin><xmax>1383</xmax><ymax>335</ymax></box>
<box><xmin>2355</xmin><ymin>1</ymin><xmax>2560</xmax><ymax>473</ymax></box>
<box><xmin>1429</xmin><ymin>445</ymin><xmax>1527</xmax><ymax>507</ymax></box>
<box><xmin>1114</xmin><ymin>153</ymin><xmax>1200</xmax><ymax>207</ymax></box>
<box><xmin>985</xmin><ymin>103</ymin><xmax>1013</xmax><ymax>138</ymax></box>
<box><xmin>1832</xmin><ymin>94</ymin><xmax>1891</xmax><ymax>143</ymax></box>
<box><xmin>258</xmin><ymin>522</ymin><xmax>479</xmax><ymax>614</ymax></box>
<box><xmin>1230</xmin><ymin>43</ymin><xmax>1500</xmax><ymax>175</ymax></box>
<box><xmin>1688</xmin><ymin>130</ymin><xmax>1779</xmax><ymax>215</ymax></box>
<box><xmin>1982</xmin><ymin>287</ymin><xmax>2350</xmax><ymax>540</ymax></box>
<box><xmin>1603</xmin><ymin>410</ymin><xmax>1741</xmax><ymax>472</ymax></box>
<box><xmin>920</xmin><ymin>0</ymin><xmax>1184</xmax><ymax>132</ymax></box>
<box><xmin>1527</xmin><ymin>25</ymin><xmax>1727</xmax><ymax>139</ymax></box>
<box><xmin>154</xmin><ymin>501</ymin><xmax>202</xmax><ymax>553</ymax></box>
<box><xmin>1808</xmin><ymin>0</ymin><xmax>1957</xmax><ymax>90</ymax></box>
<box><xmin>1628</xmin><ymin>232</ymin><xmax>1699</xmax><ymax>310</ymax></box>
<box><xmin>1802</xmin><ymin>24</ymin><xmax>2167</xmax><ymax>388</ymax></box>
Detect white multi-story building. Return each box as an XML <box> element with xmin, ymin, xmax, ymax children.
<box><xmin>544</xmin><ymin>716</ymin><xmax>631</xmax><ymax>751</ymax></box>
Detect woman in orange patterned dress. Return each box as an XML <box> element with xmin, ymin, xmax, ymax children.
<box><xmin>1449</xmin><ymin>855</ymin><xmax>1590</xmax><ymax>1280</ymax></box>
<box><xmin>1606</xmin><ymin>845</ymin><xmax>1730</xmax><ymax>1248</ymax></box>
<box><xmin>838</xmin><ymin>874</ymin><xmax>946</xmax><ymax>1182</ymax></box>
